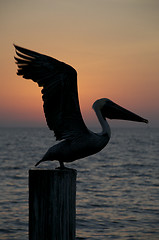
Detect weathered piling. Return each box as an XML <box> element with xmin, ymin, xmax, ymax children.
<box><xmin>29</xmin><ymin>168</ymin><xmax>77</xmax><ymax>240</ymax></box>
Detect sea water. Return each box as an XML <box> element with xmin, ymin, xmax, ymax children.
<box><xmin>0</xmin><ymin>127</ymin><xmax>159</xmax><ymax>240</ymax></box>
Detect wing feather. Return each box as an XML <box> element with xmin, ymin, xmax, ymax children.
<box><xmin>14</xmin><ymin>45</ymin><xmax>88</xmax><ymax>140</ymax></box>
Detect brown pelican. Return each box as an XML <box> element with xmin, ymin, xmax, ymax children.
<box><xmin>14</xmin><ymin>45</ymin><xmax>148</xmax><ymax>168</ymax></box>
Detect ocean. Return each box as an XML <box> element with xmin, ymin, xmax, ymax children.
<box><xmin>0</xmin><ymin>127</ymin><xmax>159</xmax><ymax>240</ymax></box>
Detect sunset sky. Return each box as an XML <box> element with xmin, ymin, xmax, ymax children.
<box><xmin>0</xmin><ymin>0</ymin><xmax>159</xmax><ymax>128</ymax></box>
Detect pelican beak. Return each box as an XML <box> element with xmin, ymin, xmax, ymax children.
<box><xmin>102</xmin><ymin>101</ymin><xmax>148</xmax><ymax>124</ymax></box>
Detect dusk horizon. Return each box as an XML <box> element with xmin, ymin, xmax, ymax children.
<box><xmin>1</xmin><ymin>0</ymin><xmax>159</xmax><ymax>127</ymax></box>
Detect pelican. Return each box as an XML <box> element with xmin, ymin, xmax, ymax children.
<box><xmin>14</xmin><ymin>45</ymin><xmax>148</xmax><ymax>168</ymax></box>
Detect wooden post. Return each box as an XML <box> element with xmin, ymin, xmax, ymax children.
<box><xmin>29</xmin><ymin>168</ymin><xmax>77</xmax><ymax>240</ymax></box>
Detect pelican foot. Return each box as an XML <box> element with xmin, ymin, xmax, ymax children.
<box><xmin>55</xmin><ymin>166</ymin><xmax>72</xmax><ymax>170</ymax></box>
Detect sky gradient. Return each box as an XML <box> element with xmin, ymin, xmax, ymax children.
<box><xmin>0</xmin><ymin>0</ymin><xmax>159</xmax><ymax>128</ymax></box>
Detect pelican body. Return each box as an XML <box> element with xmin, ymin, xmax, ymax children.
<box><xmin>14</xmin><ymin>45</ymin><xmax>148</xmax><ymax>168</ymax></box>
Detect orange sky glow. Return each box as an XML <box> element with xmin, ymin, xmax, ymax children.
<box><xmin>0</xmin><ymin>0</ymin><xmax>159</xmax><ymax>128</ymax></box>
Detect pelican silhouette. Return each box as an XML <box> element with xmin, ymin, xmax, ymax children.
<box><xmin>14</xmin><ymin>45</ymin><xmax>148</xmax><ymax>168</ymax></box>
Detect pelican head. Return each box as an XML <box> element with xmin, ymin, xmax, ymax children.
<box><xmin>93</xmin><ymin>98</ymin><xmax>148</xmax><ymax>123</ymax></box>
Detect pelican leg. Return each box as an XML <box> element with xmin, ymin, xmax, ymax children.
<box><xmin>55</xmin><ymin>161</ymin><xmax>65</xmax><ymax>170</ymax></box>
<box><xmin>56</xmin><ymin>161</ymin><xmax>72</xmax><ymax>170</ymax></box>
<box><xmin>60</xmin><ymin>161</ymin><xmax>65</xmax><ymax>169</ymax></box>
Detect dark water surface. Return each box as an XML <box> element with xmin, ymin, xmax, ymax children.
<box><xmin>0</xmin><ymin>127</ymin><xmax>159</xmax><ymax>239</ymax></box>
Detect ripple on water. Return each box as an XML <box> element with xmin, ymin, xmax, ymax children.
<box><xmin>0</xmin><ymin>127</ymin><xmax>159</xmax><ymax>240</ymax></box>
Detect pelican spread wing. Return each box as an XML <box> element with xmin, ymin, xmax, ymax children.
<box><xmin>14</xmin><ymin>45</ymin><xmax>88</xmax><ymax>140</ymax></box>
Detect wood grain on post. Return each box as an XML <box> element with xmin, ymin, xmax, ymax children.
<box><xmin>29</xmin><ymin>168</ymin><xmax>77</xmax><ymax>240</ymax></box>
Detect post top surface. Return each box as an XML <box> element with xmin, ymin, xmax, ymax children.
<box><xmin>29</xmin><ymin>167</ymin><xmax>77</xmax><ymax>173</ymax></box>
